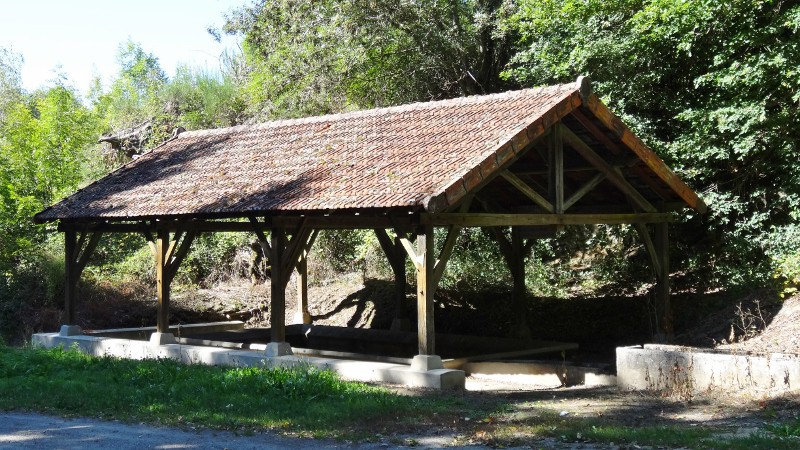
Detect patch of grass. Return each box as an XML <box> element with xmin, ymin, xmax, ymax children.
<box><xmin>484</xmin><ymin>406</ymin><xmax>798</xmax><ymax>450</ymax></box>
<box><xmin>766</xmin><ymin>418</ymin><xmax>800</xmax><ymax>437</ymax></box>
<box><xmin>0</xmin><ymin>343</ymin><xmax>466</xmax><ymax>437</ymax></box>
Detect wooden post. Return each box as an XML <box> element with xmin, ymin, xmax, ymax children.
<box><xmin>374</xmin><ymin>228</ymin><xmax>410</xmax><ymax>330</ymax></box>
<box><xmin>270</xmin><ymin>227</ymin><xmax>287</xmax><ymax>342</ymax></box>
<box><xmin>64</xmin><ymin>230</ymin><xmax>78</xmax><ymax>324</ymax></box>
<box><xmin>510</xmin><ymin>227</ymin><xmax>532</xmax><ymax>339</ymax></box>
<box><xmin>549</xmin><ymin>123</ymin><xmax>564</xmax><ymax>214</ymax></box>
<box><xmin>654</xmin><ymin>221</ymin><xmax>672</xmax><ymax>341</ymax></box>
<box><xmin>393</xmin><ymin>236</ymin><xmax>408</xmax><ymax>321</ymax></box>
<box><xmin>416</xmin><ymin>224</ymin><xmax>435</xmax><ymax>355</ymax></box>
<box><xmin>155</xmin><ymin>229</ymin><xmax>170</xmax><ymax>333</ymax></box>
<box><xmin>294</xmin><ymin>248</ymin><xmax>311</xmax><ymax>324</ymax></box>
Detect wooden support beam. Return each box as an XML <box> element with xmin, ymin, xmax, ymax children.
<box><xmin>510</xmin><ymin>227</ymin><xmax>532</xmax><ymax>339</ymax></box>
<box><xmin>151</xmin><ymin>229</ymin><xmax>196</xmax><ymax>333</ymax></box>
<box><xmin>270</xmin><ymin>227</ymin><xmax>287</xmax><ymax>343</ymax></box>
<box><xmin>166</xmin><ymin>231</ymin><xmax>197</xmax><ymax>281</ymax></box>
<box><xmin>582</xmin><ymin>95</ymin><xmax>707</xmax><ymax>213</ymax></box>
<box><xmin>155</xmin><ymin>229</ymin><xmax>170</xmax><ymax>333</ymax></box>
<box><xmin>431</xmin><ymin>195</ymin><xmax>471</xmax><ymax>287</ymax></box>
<box><xmin>654</xmin><ymin>221</ymin><xmax>672</xmax><ymax>341</ymax></box>
<box><xmin>248</xmin><ymin>216</ymin><xmax>272</xmax><ymax>256</ymax></box>
<box><xmin>63</xmin><ymin>229</ymin><xmax>103</xmax><ymax>325</ymax></box>
<box><xmin>64</xmin><ymin>230</ymin><xmax>78</xmax><ymax>324</ymax></box>
<box><xmin>633</xmin><ymin>223</ymin><xmax>661</xmax><ymax>276</ymax></box>
<box><xmin>76</xmin><ymin>232</ymin><xmax>102</xmax><ymax>275</ymax></box>
<box><xmin>560</xmin><ymin>124</ymin><xmax>656</xmax><ymax>213</ymax></box>
<box><xmin>422</xmin><ymin>212</ymin><xmax>672</xmax><ymax>227</ymax></box>
<box><xmin>548</xmin><ymin>124</ymin><xmax>564</xmax><ymax>213</ymax></box>
<box><xmin>570</xmin><ymin>108</ymin><xmax>675</xmax><ymax>202</ymax></box>
<box><xmin>500</xmin><ymin>171</ymin><xmax>554</xmax><ymax>213</ymax></box>
<box><xmin>432</xmin><ymin>226</ymin><xmax>459</xmax><ymax>287</ymax></box>
<box><xmin>564</xmin><ymin>173</ymin><xmax>606</xmax><ymax>211</ymax></box>
<box><xmin>375</xmin><ymin>228</ymin><xmax>409</xmax><ymax>325</ymax></box>
<box><xmin>398</xmin><ymin>235</ymin><xmax>420</xmax><ymax>265</ymax></box>
<box><xmin>294</xmin><ymin>229</ymin><xmax>318</xmax><ymax>324</ymax></box>
<box><xmin>281</xmin><ymin>223</ymin><xmax>312</xmax><ymax>287</ymax></box>
<box><xmin>295</xmin><ymin>248</ymin><xmax>311</xmax><ymax>324</ymax></box>
<box><xmin>416</xmin><ymin>224</ymin><xmax>436</xmax><ymax>355</ymax></box>
<box><xmin>58</xmin><ymin>215</ymin><xmax>417</xmax><ymax>234</ymax></box>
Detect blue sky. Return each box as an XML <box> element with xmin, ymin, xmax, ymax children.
<box><xmin>0</xmin><ymin>0</ymin><xmax>249</xmax><ymax>93</ymax></box>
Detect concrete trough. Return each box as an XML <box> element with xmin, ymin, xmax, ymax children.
<box><xmin>32</xmin><ymin>326</ymin><xmax>465</xmax><ymax>390</ymax></box>
<box><xmin>617</xmin><ymin>344</ymin><xmax>800</xmax><ymax>396</ymax></box>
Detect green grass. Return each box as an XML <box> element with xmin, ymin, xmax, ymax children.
<box><xmin>2</xmin><ymin>343</ymin><xmax>799</xmax><ymax>449</ymax></box>
<box><xmin>0</xmin><ymin>343</ymin><xmax>464</xmax><ymax>437</ymax></box>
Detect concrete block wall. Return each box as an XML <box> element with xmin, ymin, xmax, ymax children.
<box><xmin>617</xmin><ymin>344</ymin><xmax>800</xmax><ymax>396</ymax></box>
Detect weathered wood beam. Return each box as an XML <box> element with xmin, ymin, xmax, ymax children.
<box><xmin>560</xmin><ymin>124</ymin><xmax>656</xmax><ymax>213</ymax></box>
<box><xmin>293</xmin><ymin>229</ymin><xmax>318</xmax><ymax>324</ymax></box>
<box><xmin>270</xmin><ymin>227</ymin><xmax>287</xmax><ymax>343</ymax></box>
<box><xmin>431</xmin><ymin>195</ymin><xmax>471</xmax><ymax>287</ymax></box>
<box><xmin>570</xmin><ymin>108</ymin><xmax>674</xmax><ymax>201</ymax></box>
<box><xmin>248</xmin><ymin>216</ymin><xmax>272</xmax><ymax>255</ymax></box>
<box><xmin>510</xmin><ymin>227</ymin><xmax>532</xmax><ymax>339</ymax></box>
<box><xmin>582</xmin><ymin>95</ymin><xmax>707</xmax><ymax>213</ymax></box>
<box><xmin>64</xmin><ymin>230</ymin><xmax>78</xmax><ymax>324</ymax></box>
<box><xmin>398</xmin><ymin>235</ymin><xmax>420</xmax><ymax>265</ymax></box>
<box><xmin>75</xmin><ymin>232</ymin><xmax>102</xmax><ymax>274</ymax></box>
<box><xmin>563</xmin><ymin>173</ymin><xmax>606</xmax><ymax>211</ymax></box>
<box><xmin>500</xmin><ymin>171</ymin><xmax>554</xmax><ymax>213</ymax></box>
<box><xmin>654</xmin><ymin>221</ymin><xmax>672</xmax><ymax>341</ymax></box>
<box><xmin>422</xmin><ymin>212</ymin><xmax>671</xmax><ymax>227</ymax></box>
<box><xmin>166</xmin><ymin>231</ymin><xmax>197</xmax><ymax>281</ymax></box>
<box><xmin>548</xmin><ymin>124</ymin><xmax>564</xmax><ymax>213</ymax></box>
<box><xmin>282</xmin><ymin>225</ymin><xmax>313</xmax><ymax>285</ymax></box>
<box><xmin>416</xmin><ymin>224</ymin><xmax>436</xmax><ymax>355</ymax></box>
<box><xmin>58</xmin><ymin>215</ymin><xmax>417</xmax><ymax>234</ymax></box>
<box><xmin>633</xmin><ymin>223</ymin><xmax>661</xmax><ymax>276</ymax></box>
<box><xmin>375</xmin><ymin>228</ymin><xmax>410</xmax><ymax>327</ymax></box>
<box><xmin>63</xmin><ymin>230</ymin><xmax>103</xmax><ymax>325</ymax></box>
<box><xmin>155</xmin><ymin>229</ymin><xmax>170</xmax><ymax>333</ymax></box>
<box><xmin>295</xmin><ymin>247</ymin><xmax>311</xmax><ymax>324</ymax></box>
<box><xmin>514</xmin><ymin>158</ymin><xmax>638</xmax><ymax>175</ymax></box>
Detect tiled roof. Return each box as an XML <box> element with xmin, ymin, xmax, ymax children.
<box><xmin>37</xmin><ymin>83</ymin><xmax>583</xmax><ymax>222</ymax></box>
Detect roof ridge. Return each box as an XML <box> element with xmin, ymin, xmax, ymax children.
<box><xmin>180</xmin><ymin>83</ymin><xmax>577</xmax><ymax>138</ymax></box>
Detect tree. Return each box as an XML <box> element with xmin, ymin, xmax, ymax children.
<box><xmin>0</xmin><ymin>84</ymin><xmax>102</xmax><ymax>273</ymax></box>
<box><xmin>502</xmin><ymin>0</ymin><xmax>800</xmax><ymax>288</ymax></box>
<box><xmin>221</xmin><ymin>0</ymin><xmax>519</xmax><ymax>119</ymax></box>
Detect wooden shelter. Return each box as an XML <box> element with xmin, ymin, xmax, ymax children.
<box><xmin>35</xmin><ymin>77</ymin><xmax>706</xmax><ymax>368</ymax></box>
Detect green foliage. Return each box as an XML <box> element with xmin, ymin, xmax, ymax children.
<box><xmin>181</xmin><ymin>233</ymin><xmax>250</xmax><ymax>285</ymax></box>
<box><xmin>774</xmin><ymin>250</ymin><xmax>800</xmax><ymax>299</ymax></box>
<box><xmin>0</xmin><ymin>83</ymin><xmax>102</xmax><ymax>276</ymax></box>
<box><xmin>503</xmin><ymin>0</ymin><xmax>800</xmax><ymax>289</ymax></box>
<box><xmin>162</xmin><ymin>65</ymin><xmax>246</xmax><ymax>129</ymax></box>
<box><xmin>223</xmin><ymin>0</ymin><xmax>517</xmax><ymax>118</ymax></box>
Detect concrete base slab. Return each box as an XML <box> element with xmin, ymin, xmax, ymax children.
<box><xmin>462</xmin><ymin>360</ymin><xmax>616</xmax><ymax>387</ymax></box>
<box><xmin>59</xmin><ymin>325</ymin><xmax>82</xmax><ymax>337</ymax></box>
<box><xmin>150</xmin><ymin>332</ymin><xmax>177</xmax><ymax>345</ymax></box>
<box><xmin>31</xmin><ymin>332</ymin><xmax>465</xmax><ymax>390</ymax></box>
<box><xmin>265</xmin><ymin>342</ymin><xmax>293</xmax><ymax>357</ymax></box>
<box><xmin>411</xmin><ymin>354</ymin><xmax>444</xmax><ymax>371</ymax></box>
<box><xmin>617</xmin><ymin>344</ymin><xmax>800</xmax><ymax>396</ymax></box>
